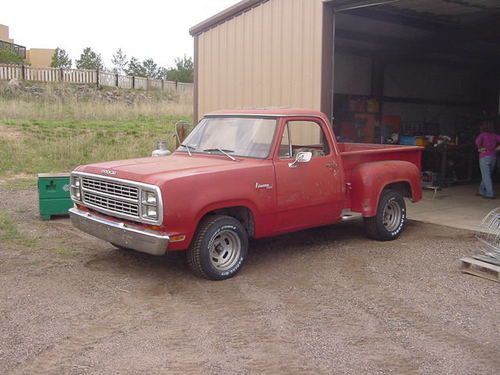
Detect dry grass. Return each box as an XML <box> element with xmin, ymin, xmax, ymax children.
<box><xmin>0</xmin><ymin>83</ymin><xmax>192</xmax><ymax>177</ymax></box>
<box><xmin>0</xmin><ymin>211</ymin><xmax>37</xmax><ymax>247</ymax></box>
<box><xmin>0</xmin><ymin>99</ymin><xmax>191</xmax><ymax>121</ymax></box>
<box><xmin>0</xmin><ymin>177</ymin><xmax>37</xmax><ymax>191</ymax></box>
<box><xmin>0</xmin><ymin>81</ymin><xmax>192</xmax><ymax>121</ymax></box>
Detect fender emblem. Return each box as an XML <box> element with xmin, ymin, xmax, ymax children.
<box><xmin>256</xmin><ymin>183</ymin><xmax>273</xmax><ymax>190</ymax></box>
<box><xmin>101</xmin><ymin>169</ymin><xmax>117</xmax><ymax>176</ymax></box>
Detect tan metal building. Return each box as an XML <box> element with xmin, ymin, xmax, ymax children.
<box><xmin>190</xmin><ymin>0</ymin><xmax>329</xmax><ymax>123</ymax></box>
<box><xmin>190</xmin><ymin>0</ymin><xmax>500</xmax><ymax>128</ymax></box>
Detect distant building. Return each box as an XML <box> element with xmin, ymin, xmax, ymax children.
<box><xmin>0</xmin><ymin>24</ymin><xmax>14</xmax><ymax>43</ymax></box>
<box><xmin>25</xmin><ymin>49</ymin><xmax>55</xmax><ymax>68</ymax></box>
<box><xmin>0</xmin><ymin>24</ymin><xmax>55</xmax><ymax>67</ymax></box>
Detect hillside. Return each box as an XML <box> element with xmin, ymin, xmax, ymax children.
<box><xmin>0</xmin><ymin>81</ymin><xmax>192</xmax><ymax>177</ymax></box>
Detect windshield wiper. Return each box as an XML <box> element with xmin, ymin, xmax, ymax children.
<box><xmin>180</xmin><ymin>143</ymin><xmax>196</xmax><ymax>157</ymax></box>
<box><xmin>203</xmin><ymin>148</ymin><xmax>236</xmax><ymax>161</ymax></box>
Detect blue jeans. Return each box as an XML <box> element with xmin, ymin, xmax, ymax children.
<box><xmin>479</xmin><ymin>156</ymin><xmax>496</xmax><ymax>198</ymax></box>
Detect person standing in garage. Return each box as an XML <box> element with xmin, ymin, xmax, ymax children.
<box><xmin>476</xmin><ymin>121</ymin><xmax>500</xmax><ymax>199</ymax></box>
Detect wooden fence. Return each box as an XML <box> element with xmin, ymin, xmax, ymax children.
<box><xmin>0</xmin><ymin>64</ymin><xmax>193</xmax><ymax>97</ymax></box>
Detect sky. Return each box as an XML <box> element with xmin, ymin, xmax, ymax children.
<box><xmin>1</xmin><ymin>0</ymin><xmax>240</xmax><ymax>69</ymax></box>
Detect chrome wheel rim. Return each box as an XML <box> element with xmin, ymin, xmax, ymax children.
<box><xmin>383</xmin><ymin>200</ymin><xmax>402</xmax><ymax>232</ymax></box>
<box><xmin>209</xmin><ymin>230</ymin><xmax>241</xmax><ymax>271</ymax></box>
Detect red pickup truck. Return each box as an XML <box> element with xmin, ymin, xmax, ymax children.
<box><xmin>69</xmin><ymin>109</ymin><xmax>422</xmax><ymax>280</ymax></box>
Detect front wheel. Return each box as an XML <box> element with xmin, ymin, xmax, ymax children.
<box><xmin>187</xmin><ymin>215</ymin><xmax>248</xmax><ymax>280</ymax></box>
<box><xmin>364</xmin><ymin>189</ymin><xmax>406</xmax><ymax>241</ymax></box>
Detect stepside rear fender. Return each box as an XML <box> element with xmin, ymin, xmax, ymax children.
<box><xmin>350</xmin><ymin>160</ymin><xmax>422</xmax><ymax>217</ymax></box>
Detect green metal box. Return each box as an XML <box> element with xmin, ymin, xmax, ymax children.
<box><xmin>37</xmin><ymin>173</ymin><xmax>73</xmax><ymax>220</ymax></box>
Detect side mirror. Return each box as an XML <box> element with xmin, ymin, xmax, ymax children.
<box><xmin>288</xmin><ymin>151</ymin><xmax>312</xmax><ymax>168</ymax></box>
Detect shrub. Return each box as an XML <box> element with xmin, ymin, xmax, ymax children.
<box><xmin>0</xmin><ymin>48</ymin><xmax>23</xmax><ymax>64</ymax></box>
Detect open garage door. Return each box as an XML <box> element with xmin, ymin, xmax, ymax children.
<box><xmin>323</xmin><ymin>0</ymin><xmax>500</xmax><ymax>186</ymax></box>
<box><xmin>322</xmin><ymin>0</ymin><xmax>500</xmax><ymax>230</ymax></box>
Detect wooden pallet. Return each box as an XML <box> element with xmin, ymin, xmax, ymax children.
<box><xmin>460</xmin><ymin>257</ymin><xmax>500</xmax><ymax>282</ymax></box>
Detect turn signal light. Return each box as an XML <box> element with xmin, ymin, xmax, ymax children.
<box><xmin>170</xmin><ymin>235</ymin><xmax>186</xmax><ymax>243</ymax></box>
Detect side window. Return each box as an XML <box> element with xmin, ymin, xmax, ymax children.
<box><xmin>279</xmin><ymin>121</ymin><xmax>330</xmax><ymax>159</ymax></box>
<box><xmin>279</xmin><ymin>124</ymin><xmax>292</xmax><ymax>158</ymax></box>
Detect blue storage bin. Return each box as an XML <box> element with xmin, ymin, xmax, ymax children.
<box><xmin>400</xmin><ymin>135</ymin><xmax>416</xmax><ymax>145</ymax></box>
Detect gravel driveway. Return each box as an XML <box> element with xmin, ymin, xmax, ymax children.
<box><xmin>1</xmin><ymin>181</ymin><xmax>499</xmax><ymax>375</ymax></box>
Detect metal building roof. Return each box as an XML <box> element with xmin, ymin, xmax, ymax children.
<box><xmin>190</xmin><ymin>0</ymin><xmax>266</xmax><ymax>36</ymax></box>
<box><xmin>191</xmin><ymin>0</ymin><xmax>500</xmax><ymax>36</ymax></box>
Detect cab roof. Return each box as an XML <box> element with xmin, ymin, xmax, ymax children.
<box><xmin>205</xmin><ymin>108</ymin><xmax>329</xmax><ymax>120</ymax></box>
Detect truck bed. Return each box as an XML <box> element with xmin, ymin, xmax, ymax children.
<box><xmin>339</xmin><ymin>143</ymin><xmax>423</xmax><ymax>183</ymax></box>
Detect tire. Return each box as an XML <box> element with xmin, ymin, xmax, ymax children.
<box><xmin>187</xmin><ymin>215</ymin><xmax>248</xmax><ymax>280</ymax></box>
<box><xmin>364</xmin><ymin>189</ymin><xmax>406</xmax><ymax>241</ymax></box>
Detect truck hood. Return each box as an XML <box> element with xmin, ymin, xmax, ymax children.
<box><xmin>74</xmin><ymin>153</ymin><xmax>263</xmax><ymax>185</ymax></box>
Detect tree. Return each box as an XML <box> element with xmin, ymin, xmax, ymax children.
<box><xmin>157</xmin><ymin>67</ymin><xmax>168</xmax><ymax>80</ymax></box>
<box><xmin>75</xmin><ymin>47</ymin><xmax>104</xmax><ymax>70</ymax></box>
<box><xmin>165</xmin><ymin>56</ymin><xmax>193</xmax><ymax>83</ymax></box>
<box><xmin>51</xmin><ymin>47</ymin><xmax>72</xmax><ymax>68</ymax></box>
<box><xmin>111</xmin><ymin>48</ymin><xmax>127</xmax><ymax>74</ymax></box>
<box><xmin>0</xmin><ymin>48</ymin><xmax>24</xmax><ymax>64</ymax></box>
<box><xmin>125</xmin><ymin>57</ymin><xmax>146</xmax><ymax>77</ymax></box>
<box><xmin>142</xmin><ymin>58</ymin><xmax>161</xmax><ymax>79</ymax></box>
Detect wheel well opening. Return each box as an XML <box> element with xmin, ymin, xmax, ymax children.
<box><xmin>204</xmin><ymin>206</ymin><xmax>255</xmax><ymax>237</ymax></box>
<box><xmin>385</xmin><ymin>182</ymin><xmax>412</xmax><ymax>199</ymax></box>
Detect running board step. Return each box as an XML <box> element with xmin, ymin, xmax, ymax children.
<box><xmin>341</xmin><ymin>211</ymin><xmax>362</xmax><ymax>222</ymax></box>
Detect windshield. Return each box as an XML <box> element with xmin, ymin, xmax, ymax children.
<box><xmin>177</xmin><ymin>117</ymin><xmax>277</xmax><ymax>159</ymax></box>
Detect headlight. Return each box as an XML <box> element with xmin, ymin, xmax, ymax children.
<box><xmin>144</xmin><ymin>206</ymin><xmax>157</xmax><ymax>219</ymax></box>
<box><xmin>142</xmin><ymin>191</ymin><xmax>157</xmax><ymax>205</ymax></box>
<box><xmin>141</xmin><ymin>190</ymin><xmax>159</xmax><ymax>220</ymax></box>
<box><xmin>71</xmin><ymin>175</ymin><xmax>82</xmax><ymax>201</ymax></box>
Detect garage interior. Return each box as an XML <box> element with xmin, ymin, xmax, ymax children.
<box><xmin>328</xmin><ymin>0</ymin><xmax>499</xmax><ymax>186</ymax></box>
<box><xmin>323</xmin><ymin>0</ymin><xmax>500</xmax><ymax>230</ymax></box>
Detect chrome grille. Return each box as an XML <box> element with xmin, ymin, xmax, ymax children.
<box><xmin>82</xmin><ymin>177</ymin><xmax>139</xmax><ymax>200</ymax></box>
<box><xmin>83</xmin><ymin>191</ymin><xmax>139</xmax><ymax>218</ymax></box>
<box><xmin>73</xmin><ymin>173</ymin><xmax>162</xmax><ymax>225</ymax></box>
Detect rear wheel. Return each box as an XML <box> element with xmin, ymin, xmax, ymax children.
<box><xmin>365</xmin><ymin>189</ymin><xmax>406</xmax><ymax>241</ymax></box>
<box><xmin>187</xmin><ymin>215</ymin><xmax>248</xmax><ymax>280</ymax></box>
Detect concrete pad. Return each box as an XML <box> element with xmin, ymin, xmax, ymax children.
<box><xmin>407</xmin><ymin>183</ymin><xmax>500</xmax><ymax>233</ymax></box>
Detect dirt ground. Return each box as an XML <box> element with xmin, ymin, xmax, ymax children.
<box><xmin>1</xmin><ymin>181</ymin><xmax>499</xmax><ymax>375</ymax></box>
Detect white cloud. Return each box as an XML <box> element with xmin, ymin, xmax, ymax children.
<box><xmin>1</xmin><ymin>0</ymin><xmax>239</xmax><ymax>68</ymax></box>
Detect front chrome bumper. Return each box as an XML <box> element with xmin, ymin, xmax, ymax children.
<box><xmin>69</xmin><ymin>207</ymin><xmax>169</xmax><ymax>256</ymax></box>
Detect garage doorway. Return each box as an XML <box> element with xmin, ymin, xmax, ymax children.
<box><xmin>324</xmin><ymin>0</ymin><xmax>500</xmax><ymax>228</ymax></box>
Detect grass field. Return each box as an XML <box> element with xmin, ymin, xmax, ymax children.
<box><xmin>0</xmin><ymin>84</ymin><xmax>192</xmax><ymax>177</ymax></box>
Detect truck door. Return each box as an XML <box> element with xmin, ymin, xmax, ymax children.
<box><xmin>273</xmin><ymin>118</ymin><xmax>344</xmax><ymax>232</ymax></box>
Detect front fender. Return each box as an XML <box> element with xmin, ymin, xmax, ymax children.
<box><xmin>350</xmin><ymin>161</ymin><xmax>422</xmax><ymax>217</ymax></box>
<box><xmin>165</xmin><ymin>199</ymin><xmax>260</xmax><ymax>251</ymax></box>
